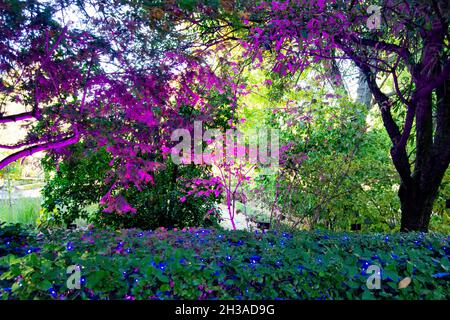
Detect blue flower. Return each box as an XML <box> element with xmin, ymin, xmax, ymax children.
<box><xmin>66</xmin><ymin>242</ymin><xmax>74</xmax><ymax>251</ymax></box>
<box><xmin>213</xmin><ymin>270</ymin><xmax>220</xmax><ymax>277</ymax></box>
<box><xmin>48</xmin><ymin>288</ymin><xmax>57</xmax><ymax>297</ymax></box>
<box><xmin>249</xmin><ymin>255</ymin><xmax>261</xmax><ymax>264</ymax></box>
<box><xmin>158</xmin><ymin>262</ymin><xmax>167</xmax><ymax>271</ymax></box>
<box><xmin>432</xmin><ymin>272</ymin><xmax>450</xmax><ymax>279</ymax></box>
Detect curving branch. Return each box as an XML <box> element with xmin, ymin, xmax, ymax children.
<box><xmin>0</xmin><ymin>111</ymin><xmax>36</xmax><ymax>124</ymax></box>
<box><xmin>0</xmin><ymin>128</ymin><xmax>80</xmax><ymax>171</ymax></box>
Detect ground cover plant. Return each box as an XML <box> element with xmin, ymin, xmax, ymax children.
<box><xmin>1</xmin><ymin>224</ymin><xmax>449</xmax><ymax>300</ymax></box>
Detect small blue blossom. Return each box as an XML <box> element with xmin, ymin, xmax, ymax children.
<box><xmin>432</xmin><ymin>272</ymin><xmax>450</xmax><ymax>279</ymax></box>
<box><xmin>48</xmin><ymin>288</ymin><xmax>57</xmax><ymax>298</ymax></box>
<box><xmin>249</xmin><ymin>255</ymin><xmax>261</xmax><ymax>264</ymax></box>
<box><xmin>157</xmin><ymin>262</ymin><xmax>167</xmax><ymax>271</ymax></box>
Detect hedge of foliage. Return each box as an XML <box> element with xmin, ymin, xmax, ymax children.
<box><xmin>41</xmin><ymin>144</ymin><xmax>221</xmax><ymax>230</ymax></box>
<box><xmin>0</xmin><ymin>223</ymin><xmax>449</xmax><ymax>300</ymax></box>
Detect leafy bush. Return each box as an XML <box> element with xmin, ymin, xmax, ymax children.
<box><xmin>41</xmin><ymin>143</ymin><xmax>221</xmax><ymax>229</ymax></box>
<box><xmin>245</xmin><ymin>78</ymin><xmax>401</xmax><ymax>232</ymax></box>
<box><xmin>1</xmin><ymin>227</ymin><xmax>448</xmax><ymax>300</ymax></box>
<box><xmin>41</xmin><ymin>144</ymin><xmax>112</xmax><ymax>227</ymax></box>
<box><xmin>92</xmin><ymin>162</ymin><xmax>221</xmax><ymax>230</ymax></box>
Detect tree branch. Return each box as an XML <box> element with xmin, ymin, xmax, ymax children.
<box><xmin>0</xmin><ymin>129</ymin><xmax>80</xmax><ymax>171</ymax></box>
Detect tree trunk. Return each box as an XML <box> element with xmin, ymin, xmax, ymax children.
<box><xmin>399</xmin><ymin>74</ymin><xmax>450</xmax><ymax>232</ymax></box>
<box><xmin>398</xmin><ymin>180</ymin><xmax>436</xmax><ymax>232</ymax></box>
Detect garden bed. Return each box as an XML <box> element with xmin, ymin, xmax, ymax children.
<box><xmin>0</xmin><ymin>224</ymin><xmax>449</xmax><ymax>300</ymax></box>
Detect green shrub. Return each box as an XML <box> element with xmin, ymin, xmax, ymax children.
<box><xmin>92</xmin><ymin>162</ymin><xmax>221</xmax><ymax>230</ymax></box>
<box><xmin>41</xmin><ymin>144</ymin><xmax>112</xmax><ymax>227</ymax></box>
<box><xmin>41</xmin><ymin>143</ymin><xmax>221</xmax><ymax>229</ymax></box>
<box><xmin>1</xmin><ymin>228</ymin><xmax>448</xmax><ymax>300</ymax></box>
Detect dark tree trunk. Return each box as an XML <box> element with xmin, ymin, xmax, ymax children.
<box><xmin>398</xmin><ymin>180</ymin><xmax>436</xmax><ymax>232</ymax></box>
<box><xmin>399</xmin><ymin>64</ymin><xmax>450</xmax><ymax>232</ymax></box>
